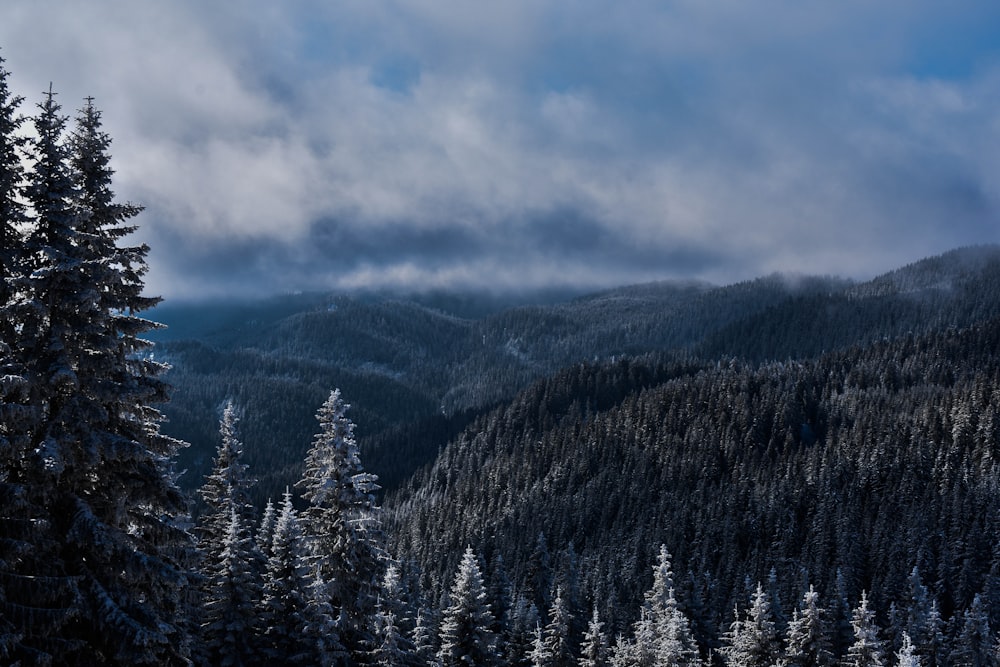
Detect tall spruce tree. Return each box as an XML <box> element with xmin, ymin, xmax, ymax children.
<box><xmin>0</xmin><ymin>54</ymin><xmax>26</xmax><ymax>342</ymax></box>
<box><xmin>199</xmin><ymin>402</ymin><xmax>257</xmax><ymax>548</ymax></box>
<box><xmin>544</xmin><ymin>587</ymin><xmax>576</xmax><ymax>667</ymax></box>
<box><xmin>198</xmin><ymin>403</ymin><xmax>264</xmax><ymax>665</ymax></box>
<box><xmin>257</xmin><ymin>498</ymin><xmax>277</xmax><ymax>560</ymax></box>
<box><xmin>371</xmin><ymin>563</ymin><xmax>419</xmax><ymax>665</ymax></box>
<box><xmin>896</xmin><ymin>634</ymin><xmax>920</xmax><ymax>667</ymax></box>
<box><xmin>620</xmin><ymin>545</ymin><xmax>700</xmax><ymax>667</ymax></box>
<box><xmin>260</xmin><ymin>489</ymin><xmax>312</xmax><ymax>665</ymax></box>
<box><xmin>4</xmin><ymin>86</ymin><xmax>193</xmax><ymax>665</ymax></box>
<box><xmin>438</xmin><ymin>546</ymin><xmax>498</xmax><ymax>666</ymax></box>
<box><xmin>0</xmin><ymin>55</ymin><xmax>60</xmax><ymax>665</ymax></box>
<box><xmin>722</xmin><ymin>584</ymin><xmax>781</xmax><ymax>667</ymax></box>
<box><xmin>844</xmin><ymin>593</ymin><xmax>884</xmax><ymax>667</ymax></box>
<box><xmin>201</xmin><ymin>505</ymin><xmax>263</xmax><ymax>667</ymax></box>
<box><xmin>950</xmin><ymin>594</ymin><xmax>992</xmax><ymax>667</ymax></box>
<box><xmin>785</xmin><ymin>586</ymin><xmax>834</xmax><ymax>667</ymax></box>
<box><xmin>297</xmin><ymin>389</ymin><xmax>386</xmax><ymax>660</ymax></box>
<box><xmin>578</xmin><ymin>607</ymin><xmax>610</xmax><ymax>667</ymax></box>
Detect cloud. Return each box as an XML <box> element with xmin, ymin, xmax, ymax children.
<box><xmin>2</xmin><ymin>1</ymin><xmax>1000</xmax><ymax>299</ymax></box>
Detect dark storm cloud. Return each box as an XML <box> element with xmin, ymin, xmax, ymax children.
<box><xmin>148</xmin><ymin>208</ymin><xmax>739</xmax><ymax>299</ymax></box>
<box><xmin>2</xmin><ymin>1</ymin><xmax>1000</xmax><ymax>298</ymax></box>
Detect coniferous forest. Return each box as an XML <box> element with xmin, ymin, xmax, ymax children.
<box><xmin>3</xmin><ymin>59</ymin><xmax>1000</xmax><ymax>667</ymax></box>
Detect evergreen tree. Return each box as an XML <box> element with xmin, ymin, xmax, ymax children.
<box><xmin>0</xmin><ymin>67</ymin><xmax>59</xmax><ymax>655</ymax></box>
<box><xmin>0</xmin><ymin>53</ymin><xmax>26</xmax><ymax>345</ymax></box>
<box><xmin>528</xmin><ymin>532</ymin><xmax>554</xmax><ymax>615</ymax></box>
<box><xmin>0</xmin><ymin>65</ymin><xmax>32</xmax><ymax>650</ymax></box>
<box><xmin>509</xmin><ymin>592</ymin><xmax>543</xmax><ymax>666</ymax></box>
<box><xmin>260</xmin><ymin>489</ymin><xmax>312</xmax><ymax>665</ymax></box>
<box><xmin>373</xmin><ymin>563</ymin><xmax>418</xmax><ymax>665</ymax></box>
<box><xmin>374</xmin><ymin>606</ymin><xmax>412</xmax><ymax>666</ymax></box>
<box><xmin>610</xmin><ymin>627</ymin><xmax>643</xmax><ymax>667</ymax></box>
<box><xmin>0</xmin><ymin>342</ymin><xmax>63</xmax><ymax>663</ymax></box>
<box><xmin>895</xmin><ymin>570</ymin><xmax>946</xmax><ymax>667</ymax></box>
<box><xmin>544</xmin><ymin>587</ymin><xmax>576</xmax><ymax>667</ymax></box>
<box><xmin>298</xmin><ymin>388</ymin><xmax>386</xmax><ymax>660</ymax></box>
<box><xmin>413</xmin><ymin>607</ymin><xmax>441</xmax><ymax>666</ymax></box>
<box><xmin>7</xmin><ymin>87</ymin><xmax>193</xmax><ymax>665</ymax></box>
<box><xmin>611</xmin><ymin>547</ymin><xmax>700</xmax><ymax>667</ymax></box>
<box><xmin>197</xmin><ymin>402</ymin><xmax>264</xmax><ymax>664</ymax></box>
<box><xmin>489</xmin><ymin>552</ymin><xmax>516</xmax><ymax>662</ymax></box>
<box><xmin>831</xmin><ymin>572</ymin><xmax>857</xmax><ymax>659</ymax></box>
<box><xmin>723</xmin><ymin>584</ymin><xmax>781</xmax><ymax>667</ymax></box>
<box><xmin>201</xmin><ymin>506</ymin><xmax>263</xmax><ymax>667</ymax></box>
<box><xmin>785</xmin><ymin>586</ymin><xmax>833</xmax><ymax>667</ymax></box>
<box><xmin>921</xmin><ymin>602</ymin><xmax>947</xmax><ymax>667</ymax></box>
<box><xmin>257</xmin><ymin>497</ymin><xmax>277</xmax><ymax>560</ymax></box>
<box><xmin>769</xmin><ymin>568</ymin><xmax>789</xmax><ymax>640</ymax></box>
<box><xmin>558</xmin><ymin>543</ymin><xmax>586</xmax><ymax>650</ymax></box>
<box><xmin>616</xmin><ymin>545</ymin><xmax>700</xmax><ymax>667</ymax></box>
<box><xmin>844</xmin><ymin>593</ymin><xmax>884</xmax><ymax>667</ymax></box>
<box><xmin>530</xmin><ymin>623</ymin><xmax>548</xmax><ymax>667</ymax></box>
<box><xmin>438</xmin><ymin>546</ymin><xmax>498</xmax><ymax>666</ymax></box>
<box><xmin>302</xmin><ymin>572</ymin><xmax>347</xmax><ymax>666</ymax></box>
<box><xmin>896</xmin><ymin>634</ymin><xmax>920</xmax><ymax>667</ymax></box>
<box><xmin>578</xmin><ymin>607</ymin><xmax>611</xmax><ymax>667</ymax></box>
<box><xmin>381</xmin><ymin>562</ymin><xmax>417</xmax><ymax>641</ymax></box>
<box><xmin>200</xmin><ymin>402</ymin><xmax>256</xmax><ymax>541</ymax></box>
<box><xmin>951</xmin><ymin>594</ymin><xmax>993</xmax><ymax>667</ymax></box>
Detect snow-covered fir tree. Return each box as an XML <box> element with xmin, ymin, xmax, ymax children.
<box><xmin>200</xmin><ymin>402</ymin><xmax>257</xmax><ymax>542</ymax></box>
<box><xmin>3</xmin><ymin>85</ymin><xmax>193</xmax><ymax>665</ymax></box>
<box><xmin>298</xmin><ymin>388</ymin><xmax>386</xmax><ymax>660</ymax></box>
<box><xmin>844</xmin><ymin>593</ymin><xmax>884</xmax><ymax>667</ymax></box>
<box><xmin>896</xmin><ymin>634</ymin><xmax>920</xmax><ymax>667</ymax></box>
<box><xmin>785</xmin><ymin>586</ymin><xmax>833</xmax><ymax>667</ymax></box>
<box><xmin>530</xmin><ymin>623</ymin><xmax>548</xmax><ymax>667</ymax></box>
<box><xmin>722</xmin><ymin>583</ymin><xmax>781</xmax><ymax>667</ymax></box>
<box><xmin>413</xmin><ymin>607</ymin><xmax>441</xmax><ymax>666</ymax></box>
<box><xmin>489</xmin><ymin>552</ymin><xmax>516</xmax><ymax>662</ymax></box>
<box><xmin>373</xmin><ymin>604</ymin><xmax>415</xmax><ymax>666</ymax></box>
<box><xmin>614</xmin><ymin>545</ymin><xmax>700</xmax><ymax>667</ymax></box>
<box><xmin>528</xmin><ymin>533</ymin><xmax>554</xmax><ymax>616</ymax></box>
<box><xmin>381</xmin><ymin>562</ymin><xmax>417</xmax><ymax>641</ymax></box>
<box><xmin>303</xmin><ymin>571</ymin><xmax>348</xmax><ymax>666</ymax></box>
<box><xmin>201</xmin><ymin>505</ymin><xmax>263</xmax><ymax>666</ymax></box>
<box><xmin>257</xmin><ymin>497</ymin><xmax>277</xmax><ymax>560</ymax></box>
<box><xmin>260</xmin><ymin>489</ymin><xmax>313</xmax><ymax>665</ymax></box>
<box><xmin>544</xmin><ymin>586</ymin><xmax>577</xmax><ymax>667</ymax></box>
<box><xmin>950</xmin><ymin>594</ymin><xmax>992</xmax><ymax>667</ymax></box>
<box><xmin>438</xmin><ymin>546</ymin><xmax>498</xmax><ymax>666</ymax></box>
<box><xmin>197</xmin><ymin>402</ymin><xmax>265</xmax><ymax>665</ymax></box>
<box><xmin>508</xmin><ymin>591</ymin><xmax>543</xmax><ymax>665</ymax></box>
<box><xmin>578</xmin><ymin>607</ymin><xmax>610</xmax><ymax>667</ymax></box>
<box><xmin>0</xmin><ymin>56</ymin><xmax>55</xmax><ymax>665</ymax></box>
<box><xmin>372</xmin><ymin>563</ymin><xmax>418</xmax><ymax>665</ymax></box>
<box><xmin>899</xmin><ymin>568</ymin><xmax>945</xmax><ymax>666</ymax></box>
<box><xmin>0</xmin><ymin>54</ymin><xmax>26</xmax><ymax>346</ymax></box>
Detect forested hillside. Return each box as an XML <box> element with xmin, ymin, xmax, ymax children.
<box><xmin>389</xmin><ymin>320</ymin><xmax>1000</xmax><ymax>641</ymax></box>
<box><xmin>156</xmin><ymin>246</ymin><xmax>1000</xmax><ymax>502</ymax></box>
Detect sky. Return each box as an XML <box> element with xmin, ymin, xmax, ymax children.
<box><xmin>2</xmin><ymin>1</ymin><xmax>1000</xmax><ymax>300</ymax></box>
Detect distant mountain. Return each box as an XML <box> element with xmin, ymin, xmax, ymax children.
<box><xmin>152</xmin><ymin>245</ymin><xmax>1000</xmax><ymax>503</ymax></box>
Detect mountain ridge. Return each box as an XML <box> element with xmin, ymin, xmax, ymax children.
<box><xmin>154</xmin><ymin>244</ymin><xmax>1000</xmax><ymax>502</ymax></box>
